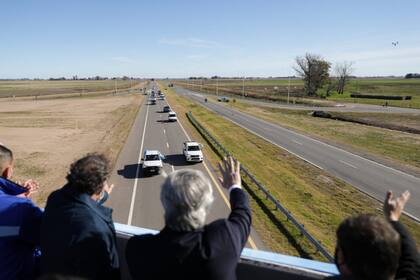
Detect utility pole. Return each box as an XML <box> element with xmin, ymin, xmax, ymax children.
<box><xmin>287</xmin><ymin>76</ymin><xmax>291</xmax><ymax>104</ymax></box>
<box><xmin>115</xmin><ymin>79</ymin><xmax>117</xmax><ymax>95</ymax></box>
<box><xmin>242</xmin><ymin>76</ymin><xmax>245</xmax><ymax>97</ymax></box>
<box><xmin>216</xmin><ymin>78</ymin><xmax>219</xmax><ymax>96</ymax></box>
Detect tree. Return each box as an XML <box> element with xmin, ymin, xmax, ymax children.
<box><xmin>335</xmin><ymin>61</ymin><xmax>354</xmax><ymax>94</ymax></box>
<box><xmin>294</xmin><ymin>53</ymin><xmax>331</xmax><ymax>96</ymax></box>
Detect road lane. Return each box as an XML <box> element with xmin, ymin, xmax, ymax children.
<box><xmin>108</xmin><ymin>83</ymin><xmax>264</xmax><ymax>249</ymax></box>
<box><xmin>174</xmin><ymin>86</ymin><xmax>420</xmax><ymax>221</ymax></box>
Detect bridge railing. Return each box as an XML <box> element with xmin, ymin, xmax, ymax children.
<box><xmin>115</xmin><ymin>223</ymin><xmax>338</xmax><ymax>280</ymax></box>
<box><xmin>186</xmin><ymin>111</ymin><xmax>334</xmax><ymax>262</ymax></box>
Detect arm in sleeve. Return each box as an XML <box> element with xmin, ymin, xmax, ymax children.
<box><xmin>226</xmin><ymin>188</ymin><xmax>252</xmax><ymax>254</ymax></box>
<box><xmin>391</xmin><ymin>221</ymin><xmax>420</xmax><ymax>280</ymax></box>
<box><xmin>19</xmin><ymin>201</ymin><xmax>43</xmax><ymax>246</ymax></box>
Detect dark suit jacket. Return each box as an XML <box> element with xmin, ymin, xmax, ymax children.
<box><xmin>126</xmin><ymin>188</ymin><xmax>251</xmax><ymax>280</ymax></box>
<box><xmin>325</xmin><ymin>221</ymin><xmax>420</xmax><ymax>280</ymax></box>
<box><xmin>40</xmin><ymin>184</ymin><xmax>120</xmax><ymax>280</ymax></box>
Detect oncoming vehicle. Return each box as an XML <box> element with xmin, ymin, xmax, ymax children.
<box><xmin>168</xmin><ymin>111</ymin><xmax>177</xmax><ymax>122</ymax></box>
<box><xmin>217</xmin><ymin>96</ymin><xmax>230</xmax><ymax>102</ymax></box>
<box><xmin>183</xmin><ymin>141</ymin><xmax>204</xmax><ymax>162</ymax></box>
<box><xmin>142</xmin><ymin>150</ymin><xmax>164</xmax><ymax>175</ymax></box>
<box><xmin>158</xmin><ymin>93</ymin><xmax>165</xmax><ymax>100</ymax></box>
<box><xmin>163</xmin><ymin>105</ymin><xmax>171</xmax><ymax>112</ymax></box>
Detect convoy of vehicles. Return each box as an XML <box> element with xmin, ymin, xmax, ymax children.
<box><xmin>142</xmin><ymin>85</ymin><xmax>204</xmax><ymax>177</ymax></box>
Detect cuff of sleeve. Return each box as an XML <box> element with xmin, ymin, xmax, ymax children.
<box><xmin>228</xmin><ymin>184</ymin><xmax>242</xmax><ymax>195</ymax></box>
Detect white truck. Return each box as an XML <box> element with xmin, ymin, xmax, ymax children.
<box><xmin>168</xmin><ymin>111</ymin><xmax>177</xmax><ymax>122</ymax></box>
<box><xmin>183</xmin><ymin>141</ymin><xmax>204</xmax><ymax>162</ymax></box>
<box><xmin>142</xmin><ymin>150</ymin><xmax>165</xmax><ymax>175</ymax></box>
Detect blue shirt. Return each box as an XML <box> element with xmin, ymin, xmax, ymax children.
<box><xmin>0</xmin><ymin>184</ymin><xmax>43</xmax><ymax>280</ymax></box>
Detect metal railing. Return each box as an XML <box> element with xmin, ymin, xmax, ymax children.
<box><xmin>186</xmin><ymin>111</ymin><xmax>334</xmax><ymax>262</ymax></box>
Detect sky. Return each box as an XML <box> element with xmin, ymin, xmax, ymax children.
<box><xmin>1</xmin><ymin>0</ymin><xmax>420</xmax><ymax>78</ymax></box>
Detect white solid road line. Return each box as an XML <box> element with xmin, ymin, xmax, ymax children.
<box><xmin>127</xmin><ymin>102</ymin><xmax>149</xmax><ymax>226</ymax></box>
<box><xmin>339</xmin><ymin>160</ymin><xmax>358</xmax><ymax>169</ymax></box>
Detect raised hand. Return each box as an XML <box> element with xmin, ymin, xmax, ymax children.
<box><xmin>217</xmin><ymin>156</ymin><xmax>241</xmax><ymax>189</ymax></box>
<box><xmin>384</xmin><ymin>190</ymin><xmax>410</xmax><ymax>222</ymax></box>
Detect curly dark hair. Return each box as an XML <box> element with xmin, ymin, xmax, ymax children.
<box><xmin>66</xmin><ymin>153</ymin><xmax>110</xmax><ymax>196</ymax></box>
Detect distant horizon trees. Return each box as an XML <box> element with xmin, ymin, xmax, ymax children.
<box><xmin>405</xmin><ymin>73</ymin><xmax>420</xmax><ymax>79</ymax></box>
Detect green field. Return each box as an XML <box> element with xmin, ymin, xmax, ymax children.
<box><xmin>177</xmin><ymin>78</ymin><xmax>420</xmax><ymax>109</ymax></box>
<box><xmin>0</xmin><ymin>80</ymin><xmax>139</xmax><ymax>98</ymax></box>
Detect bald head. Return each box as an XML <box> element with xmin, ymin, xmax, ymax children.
<box><xmin>0</xmin><ymin>145</ymin><xmax>13</xmax><ymax>178</ymax></box>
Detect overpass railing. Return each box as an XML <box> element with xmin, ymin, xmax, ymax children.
<box><xmin>115</xmin><ymin>223</ymin><xmax>339</xmax><ymax>280</ymax></box>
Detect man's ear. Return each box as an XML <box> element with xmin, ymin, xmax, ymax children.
<box><xmin>3</xmin><ymin>165</ymin><xmax>13</xmax><ymax>179</ymax></box>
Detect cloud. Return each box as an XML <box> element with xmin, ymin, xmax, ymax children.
<box><xmin>110</xmin><ymin>56</ymin><xmax>133</xmax><ymax>63</ymax></box>
<box><xmin>158</xmin><ymin>37</ymin><xmax>229</xmax><ymax>49</ymax></box>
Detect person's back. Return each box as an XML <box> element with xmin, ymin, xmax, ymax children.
<box><xmin>127</xmin><ymin>217</ymin><xmax>245</xmax><ymax>280</ymax></box>
<box><xmin>126</xmin><ymin>157</ymin><xmax>251</xmax><ymax>280</ymax></box>
<box><xmin>40</xmin><ymin>154</ymin><xmax>119</xmax><ymax>280</ymax></box>
<box><xmin>0</xmin><ymin>145</ymin><xmax>42</xmax><ymax>280</ymax></box>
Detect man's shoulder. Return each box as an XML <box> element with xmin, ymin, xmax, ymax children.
<box><xmin>0</xmin><ymin>194</ymin><xmax>40</xmax><ymax>213</ymax></box>
<box><xmin>128</xmin><ymin>234</ymin><xmax>156</xmax><ymax>246</ymax></box>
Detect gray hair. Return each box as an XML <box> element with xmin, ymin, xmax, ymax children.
<box><xmin>161</xmin><ymin>169</ymin><xmax>214</xmax><ymax>231</ymax></box>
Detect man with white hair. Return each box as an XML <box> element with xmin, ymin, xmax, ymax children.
<box><xmin>126</xmin><ymin>156</ymin><xmax>251</xmax><ymax>280</ymax></box>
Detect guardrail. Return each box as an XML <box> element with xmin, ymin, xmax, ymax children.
<box><xmin>186</xmin><ymin>111</ymin><xmax>334</xmax><ymax>262</ymax></box>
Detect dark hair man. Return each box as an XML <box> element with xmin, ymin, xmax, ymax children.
<box><xmin>328</xmin><ymin>191</ymin><xmax>420</xmax><ymax>280</ymax></box>
<box><xmin>0</xmin><ymin>144</ymin><xmax>42</xmax><ymax>280</ymax></box>
<box><xmin>126</xmin><ymin>156</ymin><xmax>251</xmax><ymax>280</ymax></box>
<box><xmin>40</xmin><ymin>154</ymin><xmax>119</xmax><ymax>280</ymax></box>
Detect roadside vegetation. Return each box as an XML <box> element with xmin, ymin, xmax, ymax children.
<box><xmin>160</xmin><ymin>82</ymin><xmax>420</xmax><ymax>260</ymax></box>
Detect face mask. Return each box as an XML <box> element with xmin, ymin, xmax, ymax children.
<box><xmin>97</xmin><ymin>190</ymin><xmax>109</xmax><ymax>205</ymax></box>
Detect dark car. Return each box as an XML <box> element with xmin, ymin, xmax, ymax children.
<box><xmin>163</xmin><ymin>106</ymin><xmax>171</xmax><ymax>112</ymax></box>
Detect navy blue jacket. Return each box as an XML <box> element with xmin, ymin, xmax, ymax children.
<box><xmin>0</xmin><ymin>179</ymin><xmax>43</xmax><ymax>280</ymax></box>
<box><xmin>126</xmin><ymin>188</ymin><xmax>251</xmax><ymax>280</ymax></box>
<box><xmin>40</xmin><ymin>184</ymin><xmax>120</xmax><ymax>280</ymax></box>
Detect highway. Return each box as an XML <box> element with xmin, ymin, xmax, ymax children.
<box><xmin>173</xmin><ymin>86</ymin><xmax>420</xmax><ymax>221</ymax></box>
<box><xmin>107</xmin><ymin>83</ymin><xmax>263</xmax><ymax>249</ymax></box>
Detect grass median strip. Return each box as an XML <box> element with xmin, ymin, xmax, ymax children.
<box><xmin>160</xmin><ymin>83</ymin><xmax>420</xmax><ymax>261</ymax></box>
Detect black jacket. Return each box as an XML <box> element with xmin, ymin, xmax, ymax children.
<box><xmin>126</xmin><ymin>188</ymin><xmax>251</xmax><ymax>280</ymax></box>
<box><xmin>40</xmin><ymin>184</ymin><xmax>120</xmax><ymax>280</ymax></box>
<box><xmin>326</xmin><ymin>221</ymin><xmax>420</xmax><ymax>280</ymax></box>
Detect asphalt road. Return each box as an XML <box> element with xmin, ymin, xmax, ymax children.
<box><xmin>107</xmin><ymin>83</ymin><xmax>263</xmax><ymax>249</ymax></box>
<box><xmin>173</xmin><ymin>86</ymin><xmax>420</xmax><ymax>221</ymax></box>
<box><xmin>186</xmin><ymin>88</ymin><xmax>420</xmax><ymax>114</ymax></box>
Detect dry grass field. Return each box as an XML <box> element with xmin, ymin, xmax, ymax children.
<box><xmin>0</xmin><ymin>80</ymin><xmax>141</xmax><ymax>98</ymax></box>
<box><xmin>0</xmin><ymin>93</ymin><xmax>144</xmax><ymax>206</ymax></box>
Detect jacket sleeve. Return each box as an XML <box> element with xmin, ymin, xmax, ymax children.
<box><xmin>19</xmin><ymin>201</ymin><xmax>43</xmax><ymax>246</ymax></box>
<box><xmin>226</xmin><ymin>188</ymin><xmax>252</xmax><ymax>254</ymax></box>
<box><xmin>391</xmin><ymin>221</ymin><xmax>420</xmax><ymax>280</ymax></box>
